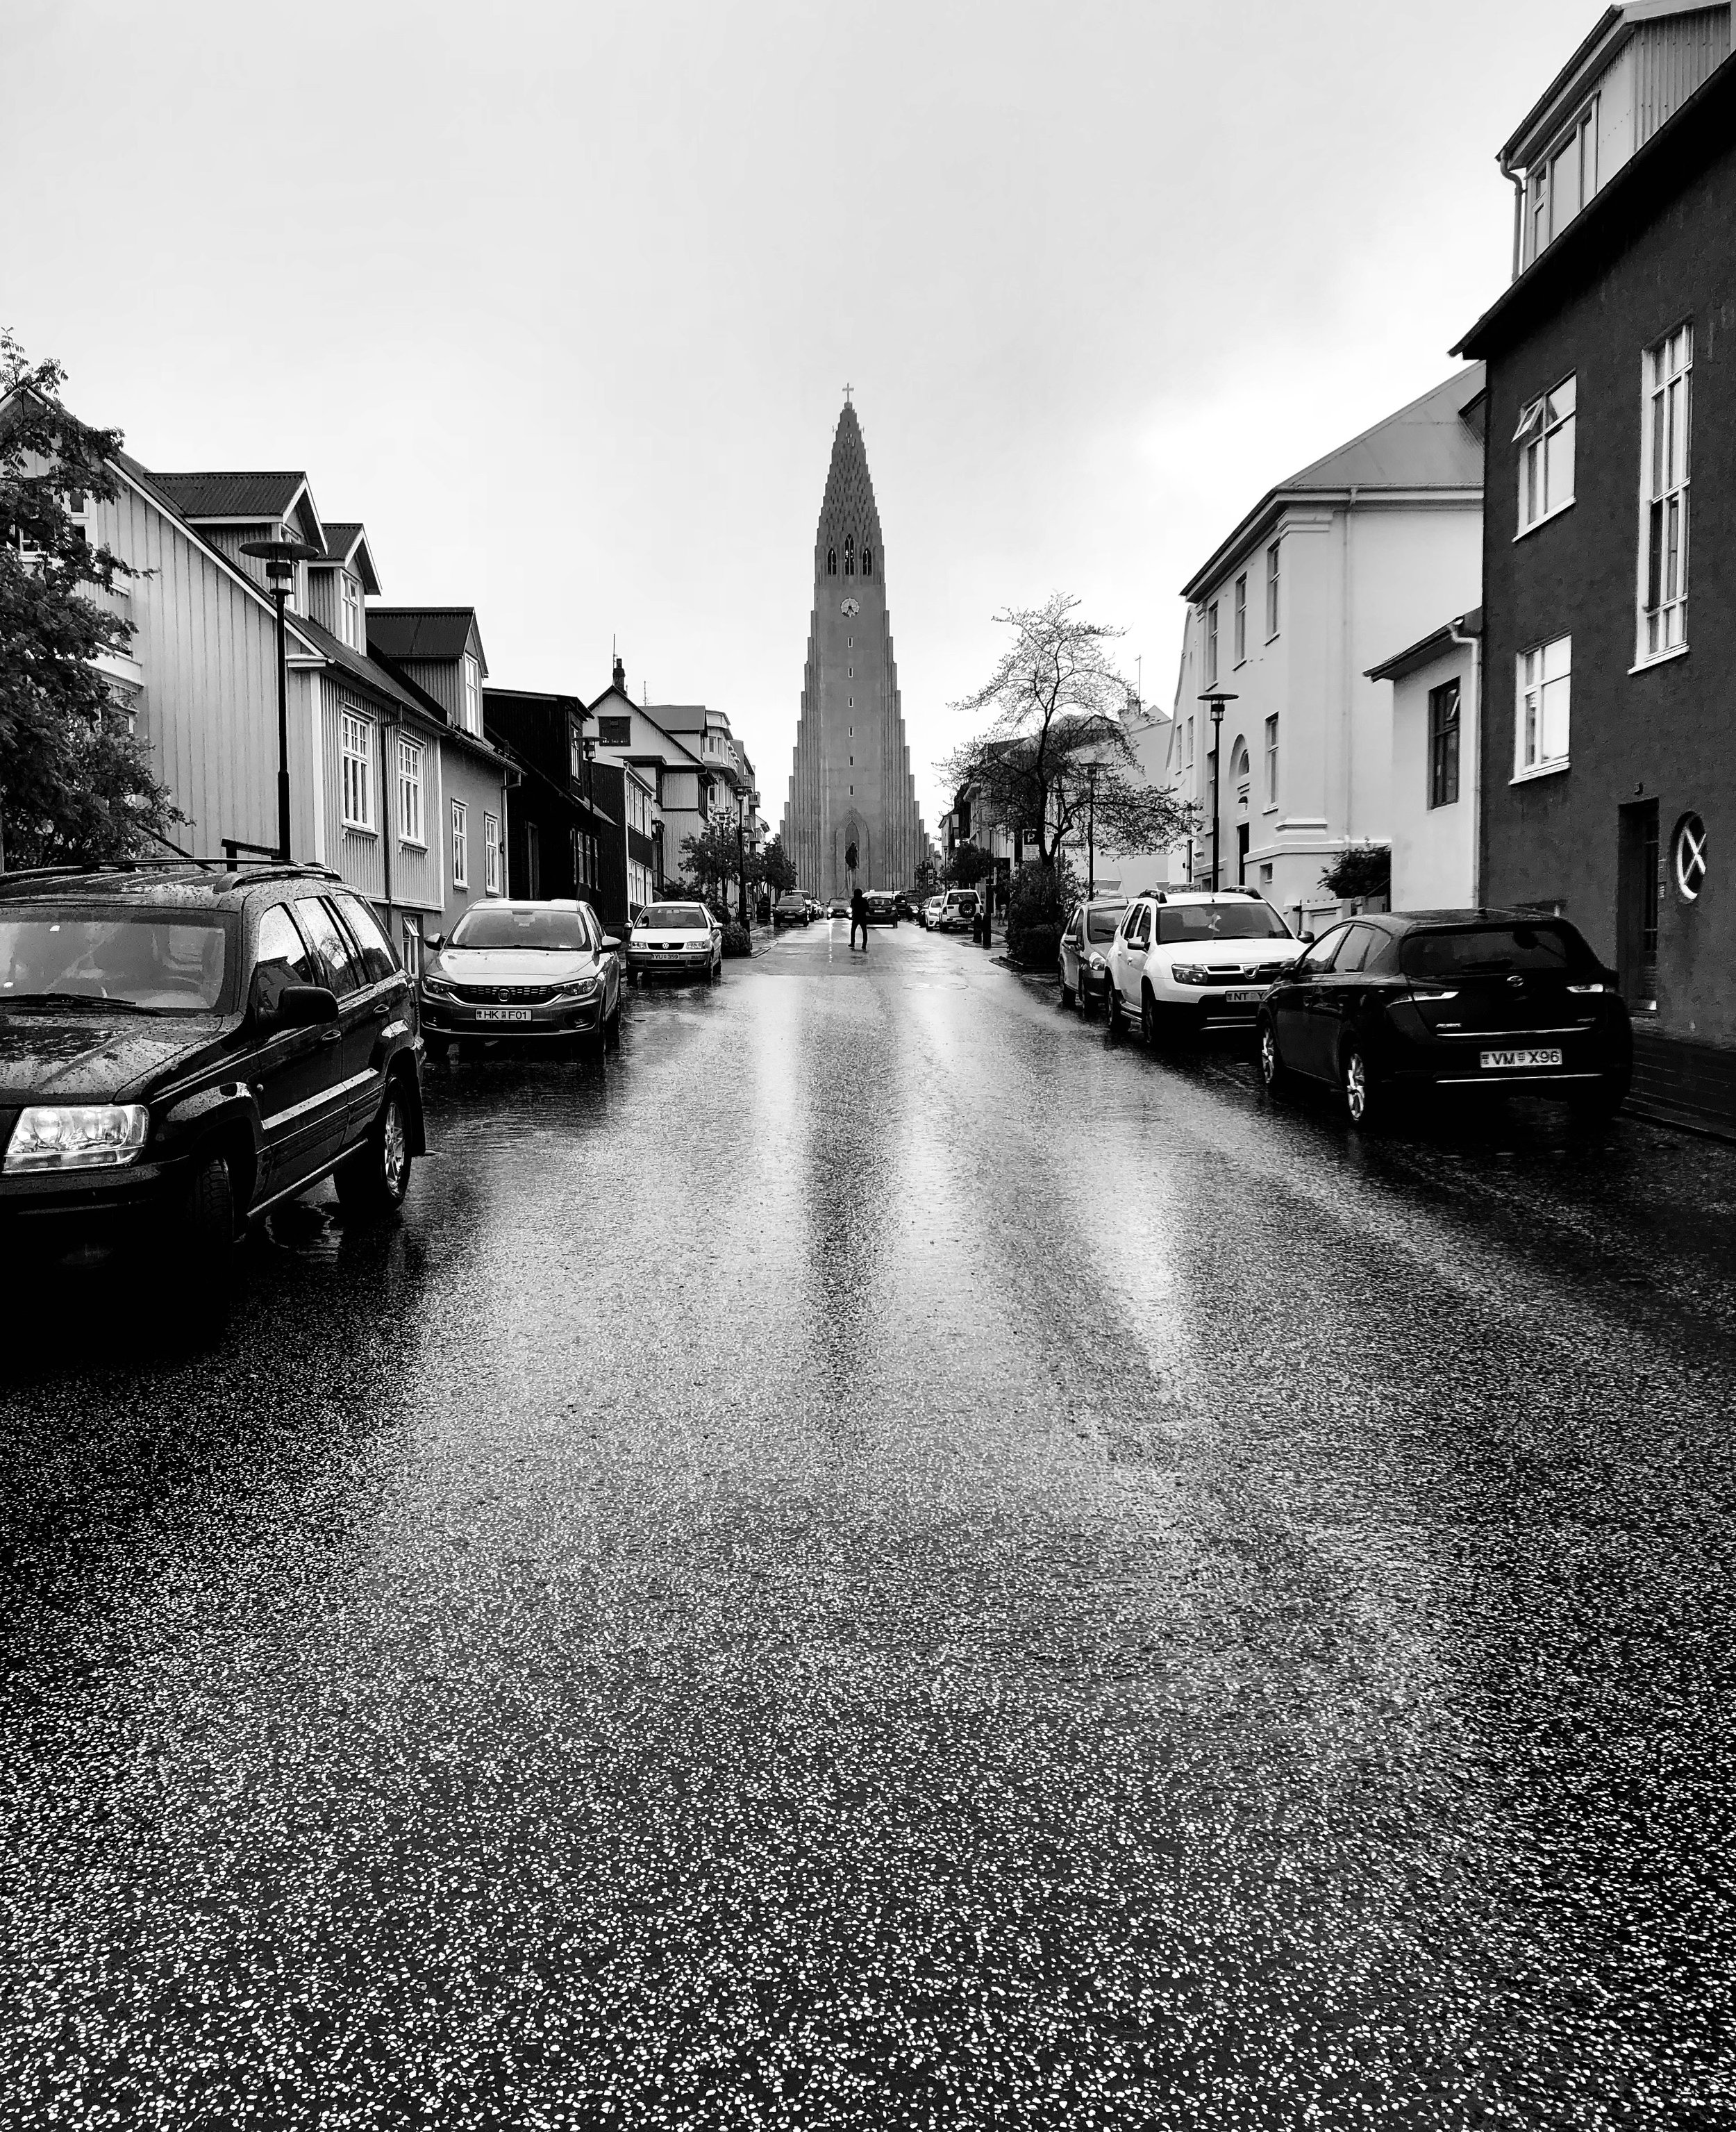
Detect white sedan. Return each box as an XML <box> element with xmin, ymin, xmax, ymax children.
<box><xmin>625</xmin><ymin>901</ymin><xmax>724</xmax><ymax>982</ymax></box>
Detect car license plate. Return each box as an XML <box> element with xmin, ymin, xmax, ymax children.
<box><xmin>1226</xmin><ymin>988</ymin><xmax>1265</xmax><ymax>1007</ymax></box>
<box><xmin>1480</xmin><ymin>1047</ymin><xmax>1563</xmax><ymax>1069</ymax></box>
<box><xmin>476</xmin><ymin>1007</ymin><xmax>534</xmax><ymax>1022</ymax></box>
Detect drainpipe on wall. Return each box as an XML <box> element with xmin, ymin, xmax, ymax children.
<box><xmin>1449</xmin><ymin>613</ymin><xmax>1483</xmax><ymax>908</ymax></box>
<box><xmin>379</xmin><ymin>715</ymin><xmax>397</xmax><ymax>936</ymax></box>
<box><xmin>1505</xmin><ymin>163</ymin><xmax>1525</xmax><ymax>283</ymax></box>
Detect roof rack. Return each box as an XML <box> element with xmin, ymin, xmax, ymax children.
<box><xmin>0</xmin><ymin>856</ymin><xmax>342</xmax><ymax>890</ymax></box>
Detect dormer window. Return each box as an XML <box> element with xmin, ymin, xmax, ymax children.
<box><xmin>1526</xmin><ymin>99</ymin><xmax>1598</xmax><ymax>265</ymax></box>
<box><xmin>461</xmin><ymin>653</ymin><xmax>481</xmax><ymax>735</ymax></box>
<box><xmin>340</xmin><ymin>574</ymin><xmax>362</xmax><ymax>647</ymax></box>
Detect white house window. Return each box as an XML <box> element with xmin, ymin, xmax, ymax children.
<box><xmin>1205</xmin><ymin>601</ymin><xmax>1219</xmax><ymax>687</ymax></box>
<box><xmin>1517</xmin><ymin>635</ymin><xmax>1571</xmax><ymax>777</ymax></box>
<box><xmin>451</xmin><ymin>799</ymin><xmax>469</xmax><ymax>888</ymax></box>
<box><xmin>1514</xmin><ymin>374</ymin><xmax>1576</xmax><ymax>530</ymax></box>
<box><xmin>341</xmin><ymin>712</ymin><xmax>374</xmax><ymax>829</ymax></box>
<box><xmin>1233</xmin><ymin>574</ymin><xmax>1247</xmax><ymax>665</ymax></box>
<box><xmin>340</xmin><ymin>574</ymin><xmax>361</xmax><ymax>647</ymax></box>
<box><xmin>1185</xmin><ymin>717</ymin><xmax>1195</xmax><ymax>774</ymax></box>
<box><xmin>397</xmin><ymin>736</ymin><xmax>425</xmax><ymax>846</ymax></box>
<box><xmin>1264</xmin><ymin>715</ymin><xmax>1278</xmax><ymax>807</ymax></box>
<box><xmin>461</xmin><ymin>654</ymin><xmax>482</xmax><ymax>735</ymax></box>
<box><xmin>1528</xmin><ymin>101</ymin><xmax>1597</xmax><ymax>263</ymax></box>
<box><xmin>483</xmin><ymin>810</ymin><xmax>501</xmax><ymax>894</ymax></box>
<box><xmin>1265</xmin><ymin>540</ymin><xmax>1280</xmax><ymax>637</ymax></box>
<box><xmin>1640</xmin><ymin>322</ymin><xmax>1692</xmax><ymax>660</ymax></box>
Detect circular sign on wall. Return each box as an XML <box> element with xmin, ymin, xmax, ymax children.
<box><xmin>1674</xmin><ymin>812</ymin><xmax>1708</xmax><ymax>901</ymax></box>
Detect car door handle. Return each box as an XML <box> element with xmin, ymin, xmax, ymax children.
<box><xmin>319</xmin><ymin>1027</ymin><xmax>341</xmax><ymax>1045</ymax></box>
<box><xmin>369</xmin><ymin>999</ymin><xmax>389</xmax><ymax>1018</ymax></box>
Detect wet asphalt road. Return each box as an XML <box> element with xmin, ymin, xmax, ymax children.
<box><xmin>3</xmin><ymin>917</ymin><xmax>1735</xmax><ymax>2129</ymax></box>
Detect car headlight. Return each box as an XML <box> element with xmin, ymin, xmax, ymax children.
<box><xmin>1170</xmin><ymin>963</ymin><xmax>1212</xmax><ymax>985</ymax></box>
<box><xmin>422</xmin><ymin>974</ymin><xmax>455</xmax><ymax>997</ymax></box>
<box><xmin>4</xmin><ymin>1104</ymin><xmax>150</xmax><ymax>1172</ymax></box>
<box><xmin>556</xmin><ymin>976</ymin><xmax>601</xmax><ymax>999</ymax></box>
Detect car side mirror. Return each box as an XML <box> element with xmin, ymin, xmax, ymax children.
<box><xmin>428</xmin><ymin>933</ymin><xmax>445</xmax><ymax>951</ymax></box>
<box><xmin>601</xmin><ymin>935</ymin><xmax>621</xmax><ymax>952</ymax></box>
<box><xmin>276</xmin><ymin>983</ymin><xmax>341</xmax><ymax>1028</ymax></box>
<box><xmin>1300</xmin><ymin>931</ymin><xmax>1316</xmax><ymax>945</ymax></box>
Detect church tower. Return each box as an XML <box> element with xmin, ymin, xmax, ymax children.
<box><xmin>781</xmin><ymin>399</ymin><xmax>929</xmax><ymax>898</ymax></box>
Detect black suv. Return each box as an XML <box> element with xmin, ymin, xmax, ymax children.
<box><xmin>0</xmin><ymin>861</ymin><xmax>425</xmax><ymax>1326</ymax></box>
<box><xmin>1255</xmin><ymin>909</ymin><xmax>1633</xmax><ymax>1128</ymax></box>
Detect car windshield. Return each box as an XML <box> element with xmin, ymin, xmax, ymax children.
<box><xmin>0</xmin><ymin>910</ymin><xmax>230</xmax><ymax>1012</ymax></box>
<box><xmin>1401</xmin><ymin>923</ymin><xmax>1593</xmax><ymax>978</ymax></box>
<box><xmin>451</xmin><ymin>907</ymin><xmax>590</xmax><ymax>951</ymax></box>
<box><xmin>637</xmin><ymin>906</ymin><xmax>708</xmax><ymax>930</ymax></box>
<box><xmin>1085</xmin><ymin>907</ymin><xmax>1126</xmax><ymax>942</ymax></box>
<box><xmin>1155</xmin><ymin>903</ymin><xmax>1290</xmax><ymax>943</ymax></box>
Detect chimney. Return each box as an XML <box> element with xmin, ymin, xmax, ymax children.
<box><xmin>612</xmin><ymin>655</ymin><xmax>626</xmax><ymax>693</ymax></box>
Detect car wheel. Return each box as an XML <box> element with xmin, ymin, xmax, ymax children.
<box><xmin>177</xmin><ymin>1151</ymin><xmax>237</xmax><ymax>1338</ymax></box>
<box><xmin>1107</xmin><ymin>981</ymin><xmax>1126</xmax><ymax>1035</ymax></box>
<box><xmin>1258</xmin><ymin>1014</ymin><xmax>1290</xmax><ymax>1097</ymax></box>
<box><xmin>604</xmin><ymin>991</ymin><xmax>622</xmax><ymax>1048</ymax></box>
<box><xmin>1342</xmin><ymin>1041</ymin><xmax>1381</xmax><ymax>1130</ymax></box>
<box><xmin>1060</xmin><ymin>972</ymin><xmax>1076</xmax><ymax>1009</ymax></box>
<box><xmin>336</xmin><ymin>1083</ymin><xmax>412</xmax><ymax>1219</ymax></box>
<box><xmin>1569</xmin><ymin>1071</ymin><xmax>1628</xmax><ymax>1124</ymax></box>
<box><xmin>1141</xmin><ymin>985</ymin><xmax>1160</xmax><ymax>1047</ymax></box>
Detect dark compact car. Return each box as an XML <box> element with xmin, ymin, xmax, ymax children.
<box><xmin>0</xmin><ymin>861</ymin><xmax>425</xmax><ymax>1330</ymax></box>
<box><xmin>1255</xmin><ymin>910</ymin><xmax>1633</xmax><ymax>1129</ymax></box>
<box><xmin>773</xmin><ymin>892</ymin><xmax>811</xmax><ymax>928</ymax></box>
<box><xmin>863</xmin><ymin>890</ymin><xmax>899</xmax><ymax>926</ymax></box>
<box><xmin>419</xmin><ymin>899</ymin><xmax>621</xmax><ymax>1055</ymax></box>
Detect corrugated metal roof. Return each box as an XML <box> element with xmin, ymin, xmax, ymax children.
<box><xmin>365</xmin><ymin>606</ymin><xmax>481</xmax><ymax>665</ymax></box>
<box><xmin>290</xmin><ymin>613</ymin><xmax>435</xmax><ymax>724</ymax></box>
<box><xmin>150</xmin><ymin>472</ymin><xmax>308</xmax><ymax>519</ymax></box>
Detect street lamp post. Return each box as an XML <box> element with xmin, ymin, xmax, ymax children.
<box><xmin>737</xmin><ymin>787</ymin><xmax>759</xmax><ymax>926</ymax></box>
<box><xmin>240</xmin><ymin>536</ymin><xmax>324</xmax><ymax>861</ymax></box>
<box><xmin>1198</xmin><ymin>690</ymin><xmax>1237</xmax><ymax>891</ymax></box>
<box><xmin>1084</xmin><ymin>760</ymin><xmax>1101</xmax><ymax>899</ymax></box>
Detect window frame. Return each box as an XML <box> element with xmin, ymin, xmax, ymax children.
<box><xmin>483</xmin><ymin>810</ymin><xmax>501</xmax><ymax>895</ymax></box>
<box><xmin>1637</xmin><ymin>321</ymin><xmax>1693</xmax><ymax>666</ymax></box>
<box><xmin>461</xmin><ymin>653</ymin><xmax>482</xmax><ymax>735</ymax></box>
<box><xmin>1264</xmin><ymin>715</ymin><xmax>1278</xmax><ymax>810</ymax></box>
<box><xmin>1513</xmin><ymin>373</ymin><xmax>1577</xmax><ymax>536</ymax></box>
<box><xmin>1514</xmin><ymin>633</ymin><xmax>1571</xmax><ymax>782</ymax></box>
<box><xmin>1265</xmin><ymin>540</ymin><xmax>1280</xmax><ymax>639</ymax></box>
<box><xmin>1233</xmin><ymin>574</ymin><xmax>1247</xmax><ymax>665</ymax></box>
<box><xmin>340</xmin><ymin>710</ymin><xmax>375</xmax><ymax>831</ymax></box>
<box><xmin>451</xmin><ymin>798</ymin><xmax>469</xmax><ymax>888</ymax></box>
<box><xmin>1427</xmin><ymin>677</ymin><xmax>1462</xmax><ymax>810</ymax></box>
<box><xmin>1205</xmin><ymin>601</ymin><xmax>1219</xmax><ymax>688</ymax></box>
<box><xmin>397</xmin><ymin>734</ymin><xmax>426</xmax><ymax>848</ymax></box>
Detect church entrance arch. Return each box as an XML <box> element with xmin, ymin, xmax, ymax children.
<box><xmin>835</xmin><ymin>815</ymin><xmax>869</xmax><ymax>895</ymax></box>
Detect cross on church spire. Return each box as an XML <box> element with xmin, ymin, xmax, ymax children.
<box><xmin>842</xmin><ymin>382</ymin><xmax>853</xmax><ymax>405</ymax></box>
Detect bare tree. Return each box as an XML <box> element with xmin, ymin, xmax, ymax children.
<box><xmin>938</xmin><ymin>592</ymin><xmax>1196</xmax><ymax>871</ymax></box>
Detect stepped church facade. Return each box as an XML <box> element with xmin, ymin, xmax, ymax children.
<box><xmin>780</xmin><ymin>399</ymin><xmax>930</xmax><ymax>897</ymax></box>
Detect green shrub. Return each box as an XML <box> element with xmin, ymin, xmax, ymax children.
<box><xmin>1319</xmin><ymin>842</ymin><xmax>1391</xmax><ymax>903</ymax></box>
<box><xmin>1005</xmin><ymin>861</ymin><xmax>1071</xmax><ymax>965</ymax></box>
<box><xmin>1016</xmin><ymin>922</ymin><xmax>1062</xmax><ymax>969</ymax></box>
<box><xmin>721</xmin><ymin>921</ymin><xmax>752</xmax><ymax>958</ymax></box>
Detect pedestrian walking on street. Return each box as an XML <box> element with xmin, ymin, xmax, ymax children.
<box><xmin>850</xmin><ymin>884</ymin><xmax>869</xmax><ymax>953</ymax></box>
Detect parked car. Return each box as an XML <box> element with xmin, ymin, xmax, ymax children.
<box><xmin>773</xmin><ymin>892</ymin><xmax>811</xmax><ymax>928</ymax></box>
<box><xmin>826</xmin><ymin>896</ymin><xmax>851</xmax><ymax>919</ymax></box>
<box><xmin>804</xmin><ymin>896</ymin><xmax>822</xmax><ymax>921</ymax></box>
<box><xmin>920</xmin><ymin>895</ymin><xmax>945</xmax><ymax>931</ymax></box>
<box><xmin>624</xmin><ymin>901</ymin><xmax>724</xmax><ymax>983</ymax></box>
<box><xmin>864</xmin><ymin>890</ymin><xmax>899</xmax><ymax>926</ymax></box>
<box><xmin>894</xmin><ymin>891</ymin><xmax>919</xmax><ymax>919</ymax></box>
<box><xmin>1256</xmin><ymin>910</ymin><xmax>1633</xmax><ymax>1129</ymax></box>
<box><xmin>0</xmin><ymin>860</ymin><xmax>424</xmax><ymax>1333</ymax></box>
<box><xmin>934</xmin><ymin>889</ymin><xmax>980</xmax><ymax>933</ymax></box>
<box><xmin>1104</xmin><ymin>889</ymin><xmax>1304</xmax><ymax>1047</ymax></box>
<box><xmin>1058</xmin><ymin>897</ymin><xmax>1129</xmax><ymax>1012</ymax></box>
<box><xmin>421</xmin><ymin>898</ymin><xmax>621</xmax><ymax>1053</ymax></box>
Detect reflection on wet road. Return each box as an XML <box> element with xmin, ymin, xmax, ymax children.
<box><xmin>4</xmin><ymin>921</ymin><xmax>1734</xmax><ymax>2126</ymax></box>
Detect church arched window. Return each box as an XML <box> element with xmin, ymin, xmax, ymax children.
<box><xmin>862</xmin><ymin>547</ymin><xmax>873</xmax><ymax>578</ymax></box>
<box><xmin>844</xmin><ymin>535</ymin><xmax>855</xmax><ymax>576</ymax></box>
<box><xmin>826</xmin><ymin>547</ymin><xmax>837</xmax><ymax>577</ymax></box>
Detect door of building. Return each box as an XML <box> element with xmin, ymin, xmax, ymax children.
<box><xmin>1237</xmin><ymin>823</ymin><xmax>1250</xmax><ymax>885</ymax></box>
<box><xmin>1617</xmin><ymin>800</ymin><xmax>1659</xmax><ymax>1013</ymax></box>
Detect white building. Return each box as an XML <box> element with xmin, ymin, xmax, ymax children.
<box><xmin>1366</xmin><ymin>608</ymin><xmax>1481</xmax><ymax>910</ymax></box>
<box><xmin>1167</xmin><ymin>369</ymin><xmax>1485</xmax><ymax>935</ymax></box>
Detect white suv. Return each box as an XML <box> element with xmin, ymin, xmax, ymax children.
<box><xmin>1104</xmin><ymin>890</ymin><xmax>1305</xmax><ymax>1048</ymax></box>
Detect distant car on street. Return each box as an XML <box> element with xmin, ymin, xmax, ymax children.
<box><xmin>421</xmin><ymin>898</ymin><xmax>621</xmax><ymax>1054</ymax></box>
<box><xmin>625</xmin><ymin>901</ymin><xmax>724</xmax><ymax>983</ymax></box>
<box><xmin>1256</xmin><ymin>910</ymin><xmax>1633</xmax><ymax>1129</ymax></box>
<box><xmin>864</xmin><ymin>890</ymin><xmax>899</xmax><ymax>926</ymax></box>
<box><xmin>920</xmin><ymin>895</ymin><xmax>945</xmax><ymax>931</ymax></box>
<box><xmin>934</xmin><ymin>889</ymin><xmax>980</xmax><ymax>934</ymax></box>
<box><xmin>1058</xmin><ymin>897</ymin><xmax>1129</xmax><ymax>1012</ymax></box>
<box><xmin>773</xmin><ymin>892</ymin><xmax>811</xmax><ymax>928</ymax></box>
<box><xmin>894</xmin><ymin>891</ymin><xmax>920</xmax><ymax>919</ymax></box>
<box><xmin>804</xmin><ymin>896</ymin><xmax>822</xmax><ymax>921</ymax></box>
<box><xmin>826</xmin><ymin>896</ymin><xmax>851</xmax><ymax>919</ymax></box>
<box><xmin>0</xmin><ymin>860</ymin><xmax>424</xmax><ymax>1334</ymax></box>
<box><xmin>1104</xmin><ymin>889</ymin><xmax>1303</xmax><ymax>1048</ymax></box>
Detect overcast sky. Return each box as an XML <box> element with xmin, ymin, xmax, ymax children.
<box><xmin>3</xmin><ymin>0</ymin><xmax>1593</xmax><ymax>831</ymax></box>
